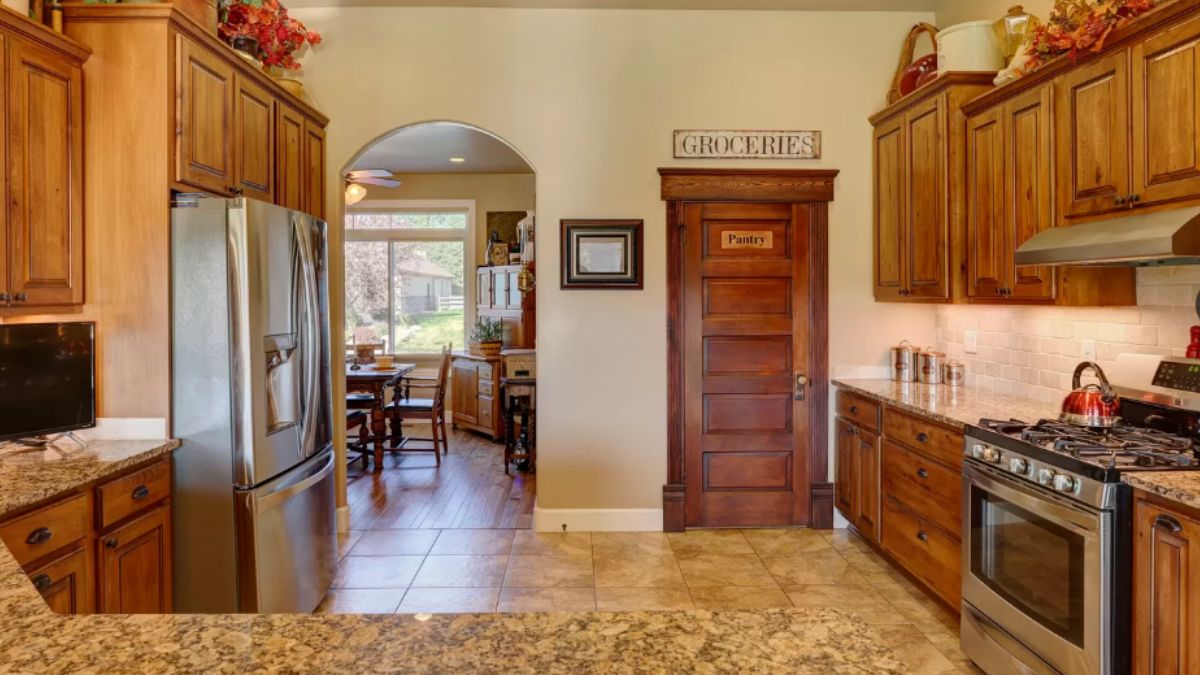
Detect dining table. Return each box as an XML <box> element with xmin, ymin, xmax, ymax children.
<box><xmin>346</xmin><ymin>363</ymin><xmax>416</xmax><ymax>471</ymax></box>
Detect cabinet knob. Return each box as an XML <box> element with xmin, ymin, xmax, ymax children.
<box><xmin>0</xmin><ymin>292</ymin><xmax>8</xmax><ymax>302</ymax></box>
<box><xmin>1130</xmin><ymin>194</ymin><xmax>1141</xmax><ymax>204</ymax></box>
<box><xmin>230</xmin><ymin>186</ymin><xmax>244</xmax><ymax>196</ymax></box>
<box><xmin>849</xmin><ymin>405</ymin><xmax>859</xmax><ymax>415</ymax></box>
<box><xmin>14</xmin><ymin>293</ymin><xmax>27</xmax><ymax>302</ymax></box>
<box><xmin>105</xmin><ymin>538</ymin><xmax>119</xmax><ymax>550</ymax></box>
<box><xmin>916</xmin><ymin>530</ymin><xmax>928</xmax><ymax>542</ymax></box>
<box><xmin>31</xmin><ymin>573</ymin><xmax>52</xmax><ymax>592</ymax></box>
<box><xmin>916</xmin><ymin>467</ymin><xmax>929</xmax><ymax>479</ymax></box>
<box><xmin>132</xmin><ymin>485</ymin><xmax>150</xmax><ymax>501</ymax></box>
<box><xmin>25</xmin><ymin>527</ymin><xmax>52</xmax><ymax>545</ymax></box>
<box><xmin>916</xmin><ymin>432</ymin><xmax>929</xmax><ymax>443</ymax></box>
<box><xmin>1115</xmin><ymin>196</ymin><xmax>1126</xmax><ymax>206</ymax></box>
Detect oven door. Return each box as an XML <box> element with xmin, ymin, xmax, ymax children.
<box><xmin>962</xmin><ymin>461</ymin><xmax>1109</xmax><ymax>675</ymax></box>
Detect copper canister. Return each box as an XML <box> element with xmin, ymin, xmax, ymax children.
<box><xmin>891</xmin><ymin>340</ymin><xmax>918</xmax><ymax>382</ymax></box>
<box><xmin>918</xmin><ymin>347</ymin><xmax>945</xmax><ymax>385</ymax></box>
<box><xmin>944</xmin><ymin>360</ymin><xmax>966</xmax><ymax>387</ymax></box>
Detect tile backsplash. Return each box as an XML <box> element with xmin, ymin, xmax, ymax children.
<box><xmin>935</xmin><ymin>268</ymin><xmax>1198</xmax><ymax>404</ymax></box>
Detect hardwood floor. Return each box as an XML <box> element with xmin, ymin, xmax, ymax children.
<box><xmin>346</xmin><ymin>428</ymin><xmax>535</xmax><ymax>530</ymax></box>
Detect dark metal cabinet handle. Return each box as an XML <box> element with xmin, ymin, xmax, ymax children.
<box><xmin>849</xmin><ymin>405</ymin><xmax>859</xmax><ymax>415</ymax></box>
<box><xmin>131</xmin><ymin>485</ymin><xmax>150</xmax><ymax>501</ymax></box>
<box><xmin>26</xmin><ymin>527</ymin><xmax>52</xmax><ymax>545</ymax></box>
<box><xmin>916</xmin><ymin>467</ymin><xmax>929</xmax><ymax>479</ymax></box>
<box><xmin>1154</xmin><ymin>514</ymin><xmax>1183</xmax><ymax>534</ymax></box>
<box><xmin>105</xmin><ymin>538</ymin><xmax>119</xmax><ymax>550</ymax></box>
<box><xmin>1116</xmin><ymin>196</ymin><xmax>1127</xmax><ymax>205</ymax></box>
<box><xmin>1130</xmin><ymin>194</ymin><xmax>1141</xmax><ymax>204</ymax></box>
<box><xmin>0</xmin><ymin>292</ymin><xmax>9</xmax><ymax>302</ymax></box>
<box><xmin>229</xmin><ymin>186</ymin><xmax>244</xmax><ymax>195</ymax></box>
<box><xmin>14</xmin><ymin>293</ymin><xmax>27</xmax><ymax>302</ymax></box>
<box><xmin>916</xmin><ymin>530</ymin><xmax>928</xmax><ymax>542</ymax></box>
<box><xmin>916</xmin><ymin>432</ymin><xmax>929</xmax><ymax>443</ymax></box>
<box><xmin>31</xmin><ymin>574</ymin><xmax>52</xmax><ymax>592</ymax></box>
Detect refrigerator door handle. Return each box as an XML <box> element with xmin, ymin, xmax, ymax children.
<box><xmin>254</xmin><ymin>451</ymin><xmax>334</xmax><ymax>513</ymax></box>
<box><xmin>293</xmin><ymin>213</ymin><xmax>322</xmax><ymax>460</ymax></box>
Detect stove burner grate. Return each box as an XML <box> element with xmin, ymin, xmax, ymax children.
<box><xmin>979</xmin><ymin>417</ymin><xmax>1198</xmax><ymax>470</ymax></box>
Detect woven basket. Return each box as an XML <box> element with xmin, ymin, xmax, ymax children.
<box><xmin>888</xmin><ymin>23</ymin><xmax>940</xmax><ymax>104</ymax></box>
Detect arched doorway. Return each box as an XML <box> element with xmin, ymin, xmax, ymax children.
<box><xmin>335</xmin><ymin>121</ymin><xmax>538</xmax><ymax>534</ymax></box>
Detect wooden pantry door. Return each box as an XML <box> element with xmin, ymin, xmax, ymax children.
<box><xmin>662</xmin><ymin>169</ymin><xmax>835</xmax><ymax>531</ymax></box>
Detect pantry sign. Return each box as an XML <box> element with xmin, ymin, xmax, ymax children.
<box><xmin>673</xmin><ymin>129</ymin><xmax>822</xmax><ymax>159</ymax></box>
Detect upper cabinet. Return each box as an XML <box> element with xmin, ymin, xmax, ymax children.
<box><xmin>0</xmin><ymin>13</ymin><xmax>88</xmax><ymax>312</ymax></box>
<box><xmin>176</xmin><ymin>36</ymin><xmax>234</xmax><ymax>195</ymax></box>
<box><xmin>1055</xmin><ymin>50</ymin><xmax>1131</xmax><ymax>221</ymax></box>
<box><xmin>870</xmin><ymin>74</ymin><xmax>993</xmax><ymax>303</ymax></box>
<box><xmin>233</xmin><ymin>74</ymin><xmax>275</xmax><ymax>202</ymax></box>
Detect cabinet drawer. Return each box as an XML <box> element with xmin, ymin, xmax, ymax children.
<box><xmin>478</xmin><ymin>362</ymin><xmax>494</xmax><ymax>380</ymax></box>
<box><xmin>0</xmin><ymin>493</ymin><xmax>88</xmax><ymax>568</ymax></box>
<box><xmin>882</xmin><ymin>440</ymin><xmax>961</xmax><ymax>538</ymax></box>
<box><xmin>884</xmin><ymin>408</ymin><xmax>963</xmax><ymax>469</ymax></box>
<box><xmin>479</xmin><ymin>396</ymin><xmax>494</xmax><ymax>429</ymax></box>
<box><xmin>836</xmin><ymin>390</ymin><xmax>880</xmax><ymax>432</ymax></box>
<box><xmin>96</xmin><ymin>458</ymin><xmax>171</xmax><ymax>529</ymax></box>
<box><xmin>881</xmin><ymin>497</ymin><xmax>961</xmax><ymax>607</ymax></box>
<box><xmin>478</xmin><ymin>379</ymin><xmax>494</xmax><ymax>397</ymax></box>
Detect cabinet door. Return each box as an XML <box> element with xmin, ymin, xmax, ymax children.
<box><xmin>834</xmin><ymin>418</ymin><xmax>856</xmax><ymax>521</ymax></box>
<box><xmin>6</xmin><ymin>37</ymin><xmax>84</xmax><ymax>307</ymax></box>
<box><xmin>99</xmin><ymin>505</ymin><xmax>171</xmax><ymax>614</ymax></box>
<box><xmin>27</xmin><ymin>546</ymin><xmax>92</xmax><ymax>614</ymax></box>
<box><xmin>476</xmin><ymin>269</ymin><xmax>492</xmax><ymax>310</ymax></box>
<box><xmin>966</xmin><ymin>105</ymin><xmax>1007</xmax><ymax>300</ymax></box>
<box><xmin>1134</xmin><ymin>497</ymin><xmax>1200</xmax><ymax>674</ymax></box>
<box><xmin>855</xmin><ymin>428</ymin><xmax>880</xmax><ymax>543</ymax></box>
<box><xmin>452</xmin><ymin>360</ymin><xmax>480</xmax><ymax>426</ymax></box>
<box><xmin>1131</xmin><ymin>14</ymin><xmax>1200</xmax><ymax>208</ymax></box>
<box><xmin>303</xmin><ymin>120</ymin><xmax>326</xmax><ymax>220</ymax></box>
<box><xmin>176</xmin><ymin>37</ymin><xmax>234</xmax><ymax>194</ymax></box>
<box><xmin>873</xmin><ymin>115</ymin><xmax>906</xmax><ymax>301</ymax></box>
<box><xmin>904</xmin><ymin>96</ymin><xmax>949</xmax><ymax>300</ymax></box>
<box><xmin>232</xmin><ymin>74</ymin><xmax>274</xmax><ymax>202</ymax></box>
<box><xmin>276</xmin><ymin>105</ymin><xmax>305</xmax><ymax>211</ymax></box>
<box><xmin>1056</xmin><ymin>50</ymin><xmax>1130</xmax><ymax>220</ymax></box>
<box><xmin>507</xmin><ymin>270</ymin><xmax>521</xmax><ymax>309</ymax></box>
<box><xmin>1006</xmin><ymin>86</ymin><xmax>1057</xmax><ymax>301</ymax></box>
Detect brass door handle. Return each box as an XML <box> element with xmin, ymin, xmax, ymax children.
<box><xmin>795</xmin><ymin>374</ymin><xmax>808</xmax><ymax>401</ymax></box>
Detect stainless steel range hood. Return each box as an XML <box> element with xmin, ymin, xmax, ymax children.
<box><xmin>1014</xmin><ymin>206</ymin><xmax>1200</xmax><ymax>267</ymax></box>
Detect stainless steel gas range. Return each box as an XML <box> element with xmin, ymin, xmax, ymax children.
<box><xmin>960</xmin><ymin>355</ymin><xmax>1200</xmax><ymax>675</ymax></box>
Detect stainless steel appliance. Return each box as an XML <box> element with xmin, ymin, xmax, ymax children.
<box><xmin>961</xmin><ymin>354</ymin><xmax>1200</xmax><ymax>675</ymax></box>
<box><xmin>171</xmin><ymin>196</ymin><xmax>335</xmax><ymax>613</ymax></box>
<box><xmin>1013</xmin><ymin>204</ymin><xmax>1200</xmax><ymax>267</ymax></box>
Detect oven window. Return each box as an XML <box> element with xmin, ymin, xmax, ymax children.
<box><xmin>970</xmin><ymin>486</ymin><xmax>1086</xmax><ymax>646</ymax></box>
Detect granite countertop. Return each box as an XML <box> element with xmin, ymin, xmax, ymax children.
<box><xmin>832</xmin><ymin>378</ymin><xmax>1062</xmax><ymax>430</ymax></box>
<box><xmin>0</xmin><ymin>439</ymin><xmax>903</xmax><ymax>673</ymax></box>
<box><xmin>1123</xmin><ymin>472</ymin><xmax>1200</xmax><ymax>512</ymax></box>
<box><xmin>0</xmin><ymin>438</ymin><xmax>181</xmax><ymax>515</ymax></box>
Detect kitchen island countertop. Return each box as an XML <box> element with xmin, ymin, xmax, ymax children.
<box><xmin>832</xmin><ymin>378</ymin><xmax>1062</xmax><ymax>430</ymax></box>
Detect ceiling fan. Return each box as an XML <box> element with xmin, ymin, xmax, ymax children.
<box><xmin>344</xmin><ymin>169</ymin><xmax>401</xmax><ymax>205</ymax></box>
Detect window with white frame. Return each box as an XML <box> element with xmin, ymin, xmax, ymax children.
<box><xmin>344</xmin><ymin>201</ymin><xmax>474</xmax><ymax>355</ymax></box>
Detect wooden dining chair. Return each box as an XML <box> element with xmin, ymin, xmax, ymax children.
<box><xmin>385</xmin><ymin>344</ymin><xmax>452</xmax><ymax>463</ymax></box>
<box><xmin>346</xmin><ymin>409</ymin><xmax>370</xmax><ymax>469</ymax></box>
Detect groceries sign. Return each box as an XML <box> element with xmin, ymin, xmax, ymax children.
<box><xmin>673</xmin><ymin>129</ymin><xmax>821</xmax><ymax>159</ymax></box>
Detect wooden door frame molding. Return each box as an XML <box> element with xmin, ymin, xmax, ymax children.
<box><xmin>660</xmin><ymin>168</ymin><xmax>838</xmax><ymax>532</ymax></box>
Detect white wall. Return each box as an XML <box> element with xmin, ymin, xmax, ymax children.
<box><xmin>296</xmin><ymin>6</ymin><xmax>938</xmax><ymax>517</ymax></box>
<box><xmin>935</xmin><ymin>0</ymin><xmax>1053</xmax><ymax>27</ymax></box>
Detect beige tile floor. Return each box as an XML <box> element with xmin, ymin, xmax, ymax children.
<box><xmin>319</xmin><ymin>527</ymin><xmax>980</xmax><ymax>674</ymax></box>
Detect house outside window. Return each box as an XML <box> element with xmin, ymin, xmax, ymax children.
<box><xmin>344</xmin><ymin>200</ymin><xmax>474</xmax><ymax>355</ymax></box>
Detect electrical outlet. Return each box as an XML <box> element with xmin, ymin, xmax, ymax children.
<box><xmin>965</xmin><ymin>330</ymin><xmax>978</xmax><ymax>354</ymax></box>
<box><xmin>1082</xmin><ymin>340</ymin><xmax>1096</xmax><ymax>360</ymax></box>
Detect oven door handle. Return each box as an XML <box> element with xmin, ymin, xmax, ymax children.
<box><xmin>964</xmin><ymin>461</ymin><xmax>1102</xmax><ymax>535</ymax></box>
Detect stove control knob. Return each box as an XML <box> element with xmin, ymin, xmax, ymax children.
<box><xmin>981</xmin><ymin>447</ymin><xmax>1002</xmax><ymax>464</ymax></box>
<box><xmin>970</xmin><ymin>444</ymin><xmax>985</xmax><ymax>459</ymax></box>
<box><xmin>1037</xmin><ymin>468</ymin><xmax>1056</xmax><ymax>486</ymax></box>
<box><xmin>1053</xmin><ymin>474</ymin><xmax>1077</xmax><ymax>493</ymax></box>
<box><xmin>1009</xmin><ymin>457</ymin><xmax>1029</xmax><ymax>475</ymax></box>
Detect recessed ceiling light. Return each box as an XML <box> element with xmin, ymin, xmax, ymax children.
<box><xmin>449</xmin><ymin>157</ymin><xmax>466</xmax><ymax>163</ymax></box>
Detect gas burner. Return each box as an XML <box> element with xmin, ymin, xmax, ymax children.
<box><xmin>980</xmin><ymin>416</ymin><xmax>1199</xmax><ymax>470</ymax></box>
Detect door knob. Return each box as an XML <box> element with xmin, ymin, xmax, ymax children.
<box><xmin>795</xmin><ymin>374</ymin><xmax>809</xmax><ymax>401</ymax></box>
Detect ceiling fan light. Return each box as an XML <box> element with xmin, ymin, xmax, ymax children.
<box><xmin>449</xmin><ymin>157</ymin><xmax>466</xmax><ymax>163</ymax></box>
<box><xmin>345</xmin><ymin>183</ymin><xmax>367</xmax><ymax>205</ymax></box>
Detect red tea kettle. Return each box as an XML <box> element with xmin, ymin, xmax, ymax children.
<box><xmin>1060</xmin><ymin>361</ymin><xmax>1122</xmax><ymax>428</ymax></box>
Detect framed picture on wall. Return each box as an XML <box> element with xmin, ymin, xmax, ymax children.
<box><xmin>560</xmin><ymin>219</ymin><xmax>644</xmax><ymax>290</ymax></box>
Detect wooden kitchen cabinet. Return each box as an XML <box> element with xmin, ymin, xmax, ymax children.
<box><xmin>0</xmin><ymin>16</ymin><xmax>87</xmax><ymax>312</ymax></box>
<box><xmin>870</xmin><ymin>73</ymin><xmax>993</xmax><ymax>302</ymax></box>
<box><xmin>476</xmin><ymin>266</ymin><xmax>535</xmax><ymax>349</ymax></box>
<box><xmin>451</xmin><ymin>353</ymin><xmax>503</xmax><ymax>440</ymax></box>
<box><xmin>99</xmin><ymin>504</ymin><xmax>171</xmax><ymax>614</ymax></box>
<box><xmin>276</xmin><ymin>104</ymin><xmax>305</xmax><ymax>211</ymax></box>
<box><xmin>1055</xmin><ymin>50</ymin><xmax>1131</xmax><ymax>221</ymax></box>
<box><xmin>233</xmin><ymin>74</ymin><xmax>275</xmax><ymax>202</ymax></box>
<box><xmin>834</xmin><ymin>391</ymin><xmax>880</xmax><ymax>543</ymax></box>
<box><xmin>28</xmin><ymin>546</ymin><xmax>92</xmax><ymax>614</ymax></box>
<box><xmin>834</xmin><ymin>418</ymin><xmax>856</xmax><ymax>519</ymax></box>
<box><xmin>176</xmin><ymin>36</ymin><xmax>234</xmax><ymax>195</ymax></box>
<box><xmin>304</xmin><ymin>120</ymin><xmax>326</xmax><ymax>220</ymax></box>
<box><xmin>1133</xmin><ymin>490</ymin><xmax>1200</xmax><ymax>675</ymax></box>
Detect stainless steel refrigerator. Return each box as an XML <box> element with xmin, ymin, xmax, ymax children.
<box><xmin>171</xmin><ymin>196</ymin><xmax>335</xmax><ymax>613</ymax></box>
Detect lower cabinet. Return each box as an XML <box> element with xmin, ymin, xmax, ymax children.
<box><xmin>99</xmin><ymin>505</ymin><xmax>172</xmax><ymax>614</ymax></box>
<box><xmin>1133</xmin><ymin>490</ymin><xmax>1200</xmax><ymax>674</ymax></box>
<box><xmin>834</xmin><ymin>394</ymin><xmax>881</xmax><ymax>543</ymax></box>
<box><xmin>451</xmin><ymin>353</ymin><xmax>503</xmax><ymax>440</ymax></box>
<box><xmin>0</xmin><ymin>456</ymin><xmax>173</xmax><ymax>615</ymax></box>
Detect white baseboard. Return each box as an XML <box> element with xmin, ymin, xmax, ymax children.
<box><xmin>534</xmin><ymin>507</ymin><xmax>663</xmax><ymax>533</ymax></box>
<box><xmin>79</xmin><ymin>418</ymin><xmax>169</xmax><ymax>440</ymax></box>
<box><xmin>832</xmin><ymin>510</ymin><xmax>850</xmax><ymax>530</ymax></box>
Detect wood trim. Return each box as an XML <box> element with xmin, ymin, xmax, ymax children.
<box><xmin>658</xmin><ymin>168</ymin><xmax>838</xmax><ymax>202</ymax></box>
<box><xmin>0</xmin><ymin>8</ymin><xmax>90</xmax><ymax>61</ymax></box>
<box><xmin>59</xmin><ymin>2</ymin><xmax>328</xmax><ymax>126</ymax></box>
<box><xmin>868</xmin><ymin>71</ymin><xmax>996</xmax><ymax>125</ymax></box>
<box><xmin>661</xmin><ymin>168</ymin><xmax>835</xmax><ymax>531</ymax></box>
<box><xmin>962</xmin><ymin>0</ymin><xmax>1200</xmax><ymax>116</ymax></box>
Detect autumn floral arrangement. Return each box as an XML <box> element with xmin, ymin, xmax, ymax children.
<box><xmin>218</xmin><ymin>0</ymin><xmax>321</xmax><ymax>71</ymax></box>
<box><xmin>1023</xmin><ymin>0</ymin><xmax>1162</xmax><ymax>72</ymax></box>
